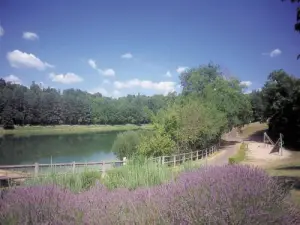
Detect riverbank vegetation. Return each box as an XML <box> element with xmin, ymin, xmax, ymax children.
<box><xmin>0</xmin><ymin>78</ymin><xmax>173</xmax><ymax>128</ymax></box>
<box><xmin>112</xmin><ymin>63</ymin><xmax>252</xmax><ymax>159</ymax></box>
<box><xmin>0</xmin><ymin>124</ymin><xmax>152</xmax><ymax>136</ymax></box>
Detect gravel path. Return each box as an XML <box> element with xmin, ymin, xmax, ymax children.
<box><xmin>206</xmin><ymin>135</ymin><xmax>243</xmax><ymax>166</ymax></box>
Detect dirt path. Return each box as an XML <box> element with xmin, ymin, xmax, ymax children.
<box><xmin>243</xmin><ymin>141</ymin><xmax>292</xmax><ymax>167</ymax></box>
<box><xmin>207</xmin><ymin>130</ymin><xmax>243</xmax><ymax>166</ymax></box>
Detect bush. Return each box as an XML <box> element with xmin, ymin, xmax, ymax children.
<box><xmin>111</xmin><ymin>130</ymin><xmax>153</xmax><ymax>159</ymax></box>
<box><xmin>137</xmin><ymin>131</ymin><xmax>176</xmax><ymax>157</ymax></box>
<box><xmin>2</xmin><ymin>165</ymin><xmax>300</xmax><ymax>224</ymax></box>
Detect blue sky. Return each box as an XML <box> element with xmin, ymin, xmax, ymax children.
<box><xmin>0</xmin><ymin>0</ymin><xmax>299</xmax><ymax>97</ymax></box>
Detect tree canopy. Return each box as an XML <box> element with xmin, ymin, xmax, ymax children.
<box><xmin>0</xmin><ymin>80</ymin><xmax>172</xmax><ymax>128</ymax></box>
<box><xmin>250</xmin><ymin>69</ymin><xmax>300</xmax><ymax>147</ymax></box>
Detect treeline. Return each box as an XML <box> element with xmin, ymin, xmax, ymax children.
<box><xmin>250</xmin><ymin>69</ymin><xmax>300</xmax><ymax>148</ymax></box>
<box><xmin>113</xmin><ymin>64</ymin><xmax>253</xmax><ymax>159</ymax></box>
<box><xmin>0</xmin><ymin>79</ymin><xmax>174</xmax><ymax>128</ymax></box>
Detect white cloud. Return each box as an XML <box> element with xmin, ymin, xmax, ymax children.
<box><xmin>7</xmin><ymin>50</ymin><xmax>53</xmax><ymax>70</ymax></box>
<box><xmin>0</xmin><ymin>25</ymin><xmax>4</xmax><ymax>36</ymax></box>
<box><xmin>262</xmin><ymin>48</ymin><xmax>282</xmax><ymax>58</ymax></box>
<box><xmin>121</xmin><ymin>53</ymin><xmax>133</xmax><ymax>59</ymax></box>
<box><xmin>240</xmin><ymin>81</ymin><xmax>252</xmax><ymax>87</ymax></box>
<box><xmin>101</xmin><ymin>68</ymin><xmax>115</xmax><ymax>77</ymax></box>
<box><xmin>103</xmin><ymin>79</ymin><xmax>111</xmax><ymax>84</ymax></box>
<box><xmin>270</xmin><ymin>49</ymin><xmax>282</xmax><ymax>57</ymax></box>
<box><xmin>23</xmin><ymin>32</ymin><xmax>39</xmax><ymax>40</ymax></box>
<box><xmin>89</xmin><ymin>87</ymin><xmax>122</xmax><ymax>98</ymax></box>
<box><xmin>176</xmin><ymin>66</ymin><xmax>188</xmax><ymax>74</ymax></box>
<box><xmin>88</xmin><ymin>59</ymin><xmax>97</xmax><ymax>69</ymax></box>
<box><xmin>88</xmin><ymin>59</ymin><xmax>115</xmax><ymax>77</ymax></box>
<box><xmin>3</xmin><ymin>75</ymin><xmax>22</xmax><ymax>84</ymax></box>
<box><xmin>114</xmin><ymin>79</ymin><xmax>176</xmax><ymax>95</ymax></box>
<box><xmin>49</xmin><ymin>72</ymin><xmax>83</xmax><ymax>84</ymax></box>
<box><xmin>165</xmin><ymin>71</ymin><xmax>172</xmax><ymax>77</ymax></box>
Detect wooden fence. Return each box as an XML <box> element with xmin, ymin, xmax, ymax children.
<box><xmin>0</xmin><ymin>142</ymin><xmax>221</xmax><ymax>180</ymax></box>
<box><xmin>150</xmin><ymin>144</ymin><xmax>220</xmax><ymax>167</ymax></box>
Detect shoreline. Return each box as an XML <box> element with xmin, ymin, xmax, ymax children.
<box><xmin>0</xmin><ymin>124</ymin><xmax>153</xmax><ymax>137</ymax></box>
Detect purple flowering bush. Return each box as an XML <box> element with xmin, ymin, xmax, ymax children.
<box><xmin>1</xmin><ymin>165</ymin><xmax>300</xmax><ymax>225</ymax></box>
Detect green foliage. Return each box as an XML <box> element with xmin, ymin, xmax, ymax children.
<box><xmin>250</xmin><ymin>69</ymin><xmax>300</xmax><ymax>147</ymax></box>
<box><xmin>24</xmin><ymin>169</ymin><xmax>101</xmax><ymax>192</ymax></box>
<box><xmin>111</xmin><ymin>130</ymin><xmax>153</xmax><ymax>159</ymax></box>
<box><xmin>228</xmin><ymin>143</ymin><xmax>248</xmax><ymax>164</ymax></box>
<box><xmin>101</xmin><ymin>158</ymin><xmax>172</xmax><ymax>190</ymax></box>
<box><xmin>0</xmin><ymin>80</ymin><xmax>170</xmax><ymax>127</ymax></box>
<box><xmin>137</xmin><ymin>130</ymin><xmax>176</xmax><ymax>157</ymax></box>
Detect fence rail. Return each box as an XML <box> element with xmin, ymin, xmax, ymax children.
<box><xmin>0</xmin><ymin>142</ymin><xmax>221</xmax><ymax>181</ymax></box>
<box><xmin>150</xmin><ymin>144</ymin><xmax>220</xmax><ymax>167</ymax></box>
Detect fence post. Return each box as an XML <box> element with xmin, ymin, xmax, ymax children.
<box><xmin>196</xmin><ymin>150</ymin><xmax>199</xmax><ymax>160</ymax></box>
<box><xmin>183</xmin><ymin>153</ymin><xmax>186</xmax><ymax>163</ymax></box>
<box><xmin>205</xmin><ymin>148</ymin><xmax>208</xmax><ymax>166</ymax></box>
<box><xmin>162</xmin><ymin>156</ymin><xmax>165</xmax><ymax>165</ymax></box>
<box><xmin>34</xmin><ymin>162</ymin><xmax>39</xmax><ymax>177</ymax></box>
<box><xmin>123</xmin><ymin>157</ymin><xmax>127</xmax><ymax>166</ymax></box>
<box><xmin>101</xmin><ymin>161</ymin><xmax>106</xmax><ymax>178</ymax></box>
<box><xmin>173</xmin><ymin>155</ymin><xmax>176</xmax><ymax>167</ymax></box>
<box><xmin>190</xmin><ymin>152</ymin><xmax>193</xmax><ymax>161</ymax></box>
<box><xmin>72</xmin><ymin>161</ymin><xmax>76</xmax><ymax>174</ymax></box>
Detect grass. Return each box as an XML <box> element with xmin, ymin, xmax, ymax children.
<box><xmin>228</xmin><ymin>143</ymin><xmax>248</xmax><ymax>164</ymax></box>
<box><xmin>23</xmin><ymin>168</ymin><xmax>102</xmax><ymax>192</ymax></box>
<box><xmin>240</xmin><ymin>122</ymin><xmax>268</xmax><ymax>139</ymax></box>
<box><xmin>0</xmin><ymin>124</ymin><xmax>153</xmax><ymax>136</ymax></box>
<box><xmin>19</xmin><ymin>155</ymin><xmax>210</xmax><ymax>192</ymax></box>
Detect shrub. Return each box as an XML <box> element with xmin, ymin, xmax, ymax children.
<box><xmin>111</xmin><ymin>130</ymin><xmax>153</xmax><ymax>159</ymax></box>
<box><xmin>1</xmin><ymin>165</ymin><xmax>300</xmax><ymax>224</ymax></box>
<box><xmin>137</xmin><ymin>131</ymin><xmax>176</xmax><ymax>157</ymax></box>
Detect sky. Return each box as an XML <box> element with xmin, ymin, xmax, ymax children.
<box><xmin>0</xmin><ymin>0</ymin><xmax>299</xmax><ymax>97</ymax></box>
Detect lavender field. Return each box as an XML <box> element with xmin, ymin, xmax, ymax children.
<box><xmin>1</xmin><ymin>165</ymin><xmax>300</xmax><ymax>225</ymax></box>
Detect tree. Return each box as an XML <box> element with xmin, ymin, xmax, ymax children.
<box><xmin>282</xmin><ymin>0</ymin><xmax>300</xmax><ymax>59</ymax></box>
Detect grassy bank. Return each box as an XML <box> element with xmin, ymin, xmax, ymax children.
<box><xmin>228</xmin><ymin>143</ymin><xmax>248</xmax><ymax>164</ymax></box>
<box><xmin>0</xmin><ymin>124</ymin><xmax>153</xmax><ymax>136</ymax></box>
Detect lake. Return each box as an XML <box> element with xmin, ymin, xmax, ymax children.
<box><xmin>0</xmin><ymin>131</ymin><xmax>120</xmax><ymax>165</ymax></box>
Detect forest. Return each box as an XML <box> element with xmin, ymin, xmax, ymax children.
<box><xmin>0</xmin><ymin>79</ymin><xmax>174</xmax><ymax>127</ymax></box>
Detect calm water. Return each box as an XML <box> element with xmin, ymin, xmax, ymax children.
<box><xmin>0</xmin><ymin>131</ymin><xmax>120</xmax><ymax>165</ymax></box>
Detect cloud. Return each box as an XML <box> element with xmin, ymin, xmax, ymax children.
<box><xmin>89</xmin><ymin>87</ymin><xmax>122</xmax><ymax>98</ymax></box>
<box><xmin>49</xmin><ymin>72</ymin><xmax>83</xmax><ymax>84</ymax></box>
<box><xmin>114</xmin><ymin>79</ymin><xmax>176</xmax><ymax>95</ymax></box>
<box><xmin>270</xmin><ymin>49</ymin><xmax>282</xmax><ymax>57</ymax></box>
<box><xmin>23</xmin><ymin>32</ymin><xmax>39</xmax><ymax>40</ymax></box>
<box><xmin>121</xmin><ymin>53</ymin><xmax>133</xmax><ymax>59</ymax></box>
<box><xmin>88</xmin><ymin>59</ymin><xmax>115</xmax><ymax>77</ymax></box>
<box><xmin>0</xmin><ymin>25</ymin><xmax>4</xmax><ymax>36</ymax></box>
<box><xmin>88</xmin><ymin>59</ymin><xmax>97</xmax><ymax>69</ymax></box>
<box><xmin>7</xmin><ymin>50</ymin><xmax>53</xmax><ymax>70</ymax></box>
<box><xmin>3</xmin><ymin>75</ymin><xmax>22</xmax><ymax>84</ymax></box>
<box><xmin>165</xmin><ymin>71</ymin><xmax>172</xmax><ymax>77</ymax></box>
<box><xmin>176</xmin><ymin>66</ymin><xmax>188</xmax><ymax>74</ymax></box>
<box><xmin>262</xmin><ymin>48</ymin><xmax>282</xmax><ymax>58</ymax></box>
<box><xmin>103</xmin><ymin>79</ymin><xmax>111</xmax><ymax>84</ymax></box>
<box><xmin>240</xmin><ymin>81</ymin><xmax>252</xmax><ymax>87</ymax></box>
<box><xmin>101</xmin><ymin>68</ymin><xmax>115</xmax><ymax>77</ymax></box>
